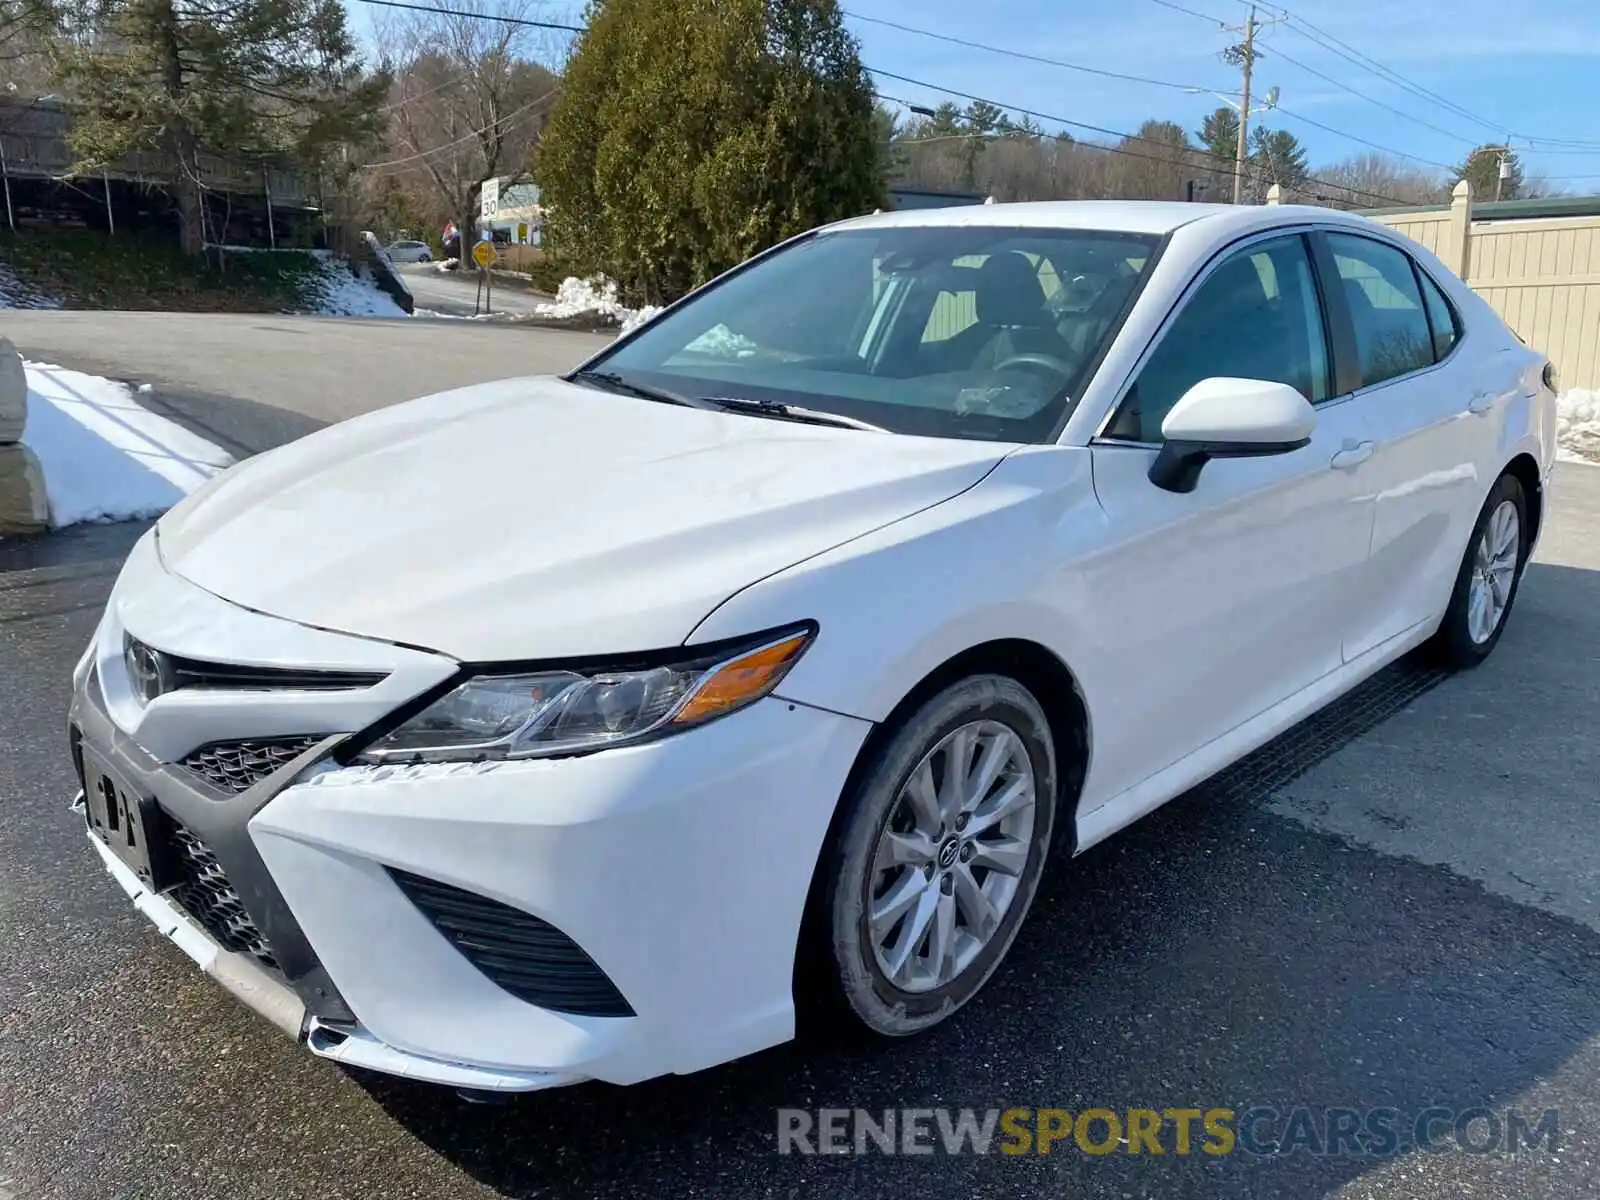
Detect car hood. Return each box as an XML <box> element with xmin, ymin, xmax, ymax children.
<box><xmin>157</xmin><ymin>376</ymin><xmax>1014</xmax><ymax>661</ymax></box>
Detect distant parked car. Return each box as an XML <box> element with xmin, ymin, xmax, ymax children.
<box><xmin>385</xmin><ymin>240</ymin><xmax>432</xmax><ymax>263</ymax></box>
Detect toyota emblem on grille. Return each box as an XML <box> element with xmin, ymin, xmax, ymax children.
<box><xmin>124</xmin><ymin>635</ymin><xmax>174</xmax><ymax>705</ymax></box>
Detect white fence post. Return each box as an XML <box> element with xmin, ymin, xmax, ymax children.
<box><xmin>1266</xmin><ymin>183</ymin><xmax>1283</xmax><ymax>205</ymax></box>
<box><xmin>1445</xmin><ymin>179</ymin><xmax>1473</xmax><ymax>279</ymax></box>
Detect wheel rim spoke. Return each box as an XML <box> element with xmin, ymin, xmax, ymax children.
<box><xmin>927</xmin><ymin>891</ymin><xmax>957</xmax><ymax>983</ymax></box>
<box><xmin>969</xmin><ymin>834</ymin><xmax>1029</xmax><ymax>877</ymax></box>
<box><xmin>903</xmin><ymin>760</ymin><xmax>942</xmax><ymax>836</ymax></box>
<box><xmin>952</xmin><ymin>863</ymin><xmax>999</xmax><ymax>938</ymax></box>
<box><xmin>938</xmin><ymin>725</ymin><xmax>977</xmax><ymax>826</ymax></box>
<box><xmin>964</xmin><ymin>732</ymin><xmax>1010</xmax><ymax>811</ymax></box>
<box><xmin>870</xmin><ymin>869</ymin><xmax>926</xmax><ymax>937</ymax></box>
<box><xmin>964</xmin><ymin>775</ymin><xmax>1033</xmax><ymax>839</ymax></box>
<box><xmin>876</xmin><ymin>830</ymin><xmax>935</xmax><ymax>872</ymax></box>
<box><xmin>883</xmin><ymin>882</ymin><xmax>940</xmax><ymax>980</ymax></box>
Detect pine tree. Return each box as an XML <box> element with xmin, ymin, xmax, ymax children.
<box><xmin>1455</xmin><ymin>144</ymin><xmax>1522</xmax><ymax>201</ymax></box>
<box><xmin>1251</xmin><ymin>127</ymin><xmax>1308</xmax><ymax>193</ymax></box>
<box><xmin>52</xmin><ymin>0</ymin><xmax>387</xmax><ymax>254</ymax></box>
<box><xmin>536</xmin><ymin>0</ymin><xmax>882</xmax><ymax>304</ymax></box>
<box><xmin>1196</xmin><ymin>106</ymin><xmax>1240</xmax><ymax>164</ymax></box>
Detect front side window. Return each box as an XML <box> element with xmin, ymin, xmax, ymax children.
<box><xmin>1104</xmin><ymin>235</ymin><xmax>1331</xmax><ymax>443</ymax></box>
<box><xmin>588</xmin><ymin>225</ymin><xmax>1160</xmax><ymax>443</ymax></box>
<box><xmin>1326</xmin><ymin>233</ymin><xmax>1435</xmax><ymax>388</ymax></box>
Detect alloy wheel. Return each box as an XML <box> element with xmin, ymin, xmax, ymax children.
<box><xmin>1467</xmin><ymin>499</ymin><xmax>1520</xmax><ymax>645</ymax></box>
<box><xmin>866</xmin><ymin>720</ymin><xmax>1037</xmax><ymax>993</ymax></box>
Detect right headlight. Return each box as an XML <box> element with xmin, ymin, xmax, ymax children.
<box><xmin>351</xmin><ymin>624</ymin><xmax>815</xmax><ymax>764</ymax></box>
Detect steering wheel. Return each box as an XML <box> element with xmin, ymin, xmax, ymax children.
<box><xmin>992</xmin><ymin>351</ymin><xmax>1075</xmax><ymax>381</ymax></box>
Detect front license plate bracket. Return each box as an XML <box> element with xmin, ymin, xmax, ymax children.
<box><xmin>82</xmin><ymin>750</ymin><xmax>174</xmax><ymax>892</ymax></box>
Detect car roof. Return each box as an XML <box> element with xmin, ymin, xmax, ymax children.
<box><xmin>824</xmin><ymin>200</ymin><xmax>1385</xmax><ymax>239</ymax></box>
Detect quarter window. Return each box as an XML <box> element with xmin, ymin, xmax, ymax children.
<box><xmin>1326</xmin><ymin>233</ymin><xmax>1435</xmax><ymax>388</ymax></box>
<box><xmin>1415</xmin><ymin>267</ymin><xmax>1460</xmax><ymax>361</ymax></box>
<box><xmin>1105</xmin><ymin>235</ymin><xmax>1331</xmax><ymax>443</ymax></box>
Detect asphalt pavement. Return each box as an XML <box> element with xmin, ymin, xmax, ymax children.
<box><xmin>1</xmin><ymin>319</ymin><xmax>1598</xmax><ymax>1199</ymax></box>
<box><xmin>397</xmin><ymin>261</ymin><xmax>552</xmax><ymax>318</ymax></box>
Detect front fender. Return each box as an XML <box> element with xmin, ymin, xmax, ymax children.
<box><xmin>687</xmin><ymin>447</ymin><xmax>1109</xmax><ymax>728</ymax></box>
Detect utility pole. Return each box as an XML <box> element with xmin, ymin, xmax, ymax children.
<box><xmin>1218</xmin><ymin>6</ymin><xmax>1283</xmax><ymax>204</ymax></box>
<box><xmin>1232</xmin><ymin>6</ymin><xmax>1256</xmax><ymax>205</ymax></box>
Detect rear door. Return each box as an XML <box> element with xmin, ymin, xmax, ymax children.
<box><xmin>1314</xmin><ymin>230</ymin><xmax>1513</xmax><ymax>660</ymax></box>
<box><xmin>1082</xmin><ymin>231</ymin><xmax>1378</xmax><ymax>803</ymax></box>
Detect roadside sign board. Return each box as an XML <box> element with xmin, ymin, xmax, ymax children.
<box><xmin>471</xmin><ymin>239</ymin><xmax>498</xmax><ymax>269</ymax></box>
<box><xmin>480</xmin><ymin>179</ymin><xmax>499</xmax><ymax>221</ymax></box>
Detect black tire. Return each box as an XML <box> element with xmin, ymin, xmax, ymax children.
<box><xmin>1429</xmin><ymin>472</ymin><xmax>1529</xmax><ymax>669</ymax></box>
<box><xmin>812</xmin><ymin>675</ymin><xmax>1060</xmax><ymax>1037</ymax></box>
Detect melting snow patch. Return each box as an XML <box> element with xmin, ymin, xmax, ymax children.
<box><xmin>0</xmin><ymin>262</ymin><xmax>61</xmax><ymax>309</ymax></box>
<box><xmin>1557</xmin><ymin>389</ymin><xmax>1600</xmax><ymax>464</ymax></box>
<box><xmin>20</xmin><ymin>362</ymin><xmax>232</xmax><ymax>527</ymax></box>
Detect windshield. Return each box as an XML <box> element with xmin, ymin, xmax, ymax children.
<box><xmin>586</xmin><ymin>225</ymin><xmax>1160</xmax><ymax>443</ymax></box>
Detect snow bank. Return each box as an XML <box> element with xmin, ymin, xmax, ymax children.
<box><xmin>535</xmin><ymin>276</ymin><xmax>662</xmax><ymax>334</ymax></box>
<box><xmin>0</xmin><ymin>263</ymin><xmax>61</xmax><ymax>310</ymax></box>
<box><xmin>20</xmin><ymin>362</ymin><xmax>232</xmax><ymax>527</ymax></box>
<box><xmin>1557</xmin><ymin>389</ymin><xmax>1600</xmax><ymax>464</ymax></box>
<box><xmin>306</xmin><ymin>255</ymin><xmax>409</xmax><ymax>317</ymax></box>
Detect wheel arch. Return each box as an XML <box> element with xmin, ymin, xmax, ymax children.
<box><xmin>1502</xmin><ymin>451</ymin><xmax>1543</xmax><ymax>558</ymax></box>
<box><xmin>791</xmin><ymin>637</ymin><xmax>1092</xmax><ymax>1016</ymax></box>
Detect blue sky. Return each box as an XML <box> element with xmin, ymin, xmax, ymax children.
<box><xmin>348</xmin><ymin>0</ymin><xmax>1600</xmax><ymax>193</ymax></box>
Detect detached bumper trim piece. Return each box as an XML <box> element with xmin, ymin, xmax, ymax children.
<box><xmin>86</xmin><ymin>828</ymin><xmax>307</xmax><ymax>1040</ymax></box>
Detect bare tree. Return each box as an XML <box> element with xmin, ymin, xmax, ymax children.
<box><xmin>1313</xmin><ymin>152</ymin><xmax>1447</xmax><ymax>209</ymax></box>
<box><xmin>365</xmin><ymin>0</ymin><xmax>559</xmax><ymax>245</ymax></box>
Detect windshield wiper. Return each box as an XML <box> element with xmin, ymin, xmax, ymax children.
<box><xmin>569</xmin><ymin>370</ymin><xmax>715</xmax><ymax>410</ymax></box>
<box><xmin>702</xmin><ymin>395</ymin><xmax>887</xmax><ymax>433</ymax></box>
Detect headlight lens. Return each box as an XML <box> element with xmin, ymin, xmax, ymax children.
<box><xmin>354</xmin><ymin>626</ymin><xmax>815</xmax><ymax>763</ymax></box>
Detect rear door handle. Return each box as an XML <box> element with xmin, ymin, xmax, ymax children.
<box><xmin>1330</xmin><ymin>441</ymin><xmax>1374</xmax><ymax>470</ymax></box>
<box><xmin>1468</xmin><ymin>391</ymin><xmax>1495</xmax><ymax>415</ymax></box>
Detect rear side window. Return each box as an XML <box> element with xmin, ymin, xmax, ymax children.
<box><xmin>1326</xmin><ymin>233</ymin><xmax>1435</xmax><ymax>388</ymax></box>
<box><xmin>1416</xmin><ymin>269</ymin><xmax>1460</xmax><ymax>361</ymax></box>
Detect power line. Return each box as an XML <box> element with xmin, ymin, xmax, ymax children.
<box><xmin>1143</xmin><ymin>0</ymin><xmax>1226</xmax><ymax>24</ymax></box>
<box><xmin>1271</xmin><ymin>106</ymin><xmax>1455</xmax><ymax>171</ymax></box>
<box><xmin>1262</xmin><ymin>44</ymin><xmax>1477</xmax><ymax>146</ymax></box>
<box><xmin>359</xmin><ymin>86</ymin><xmax>560</xmax><ymax>171</ymax></box>
<box><xmin>354</xmin><ymin>0</ymin><xmax>585</xmax><ymax>32</ymax></box>
<box><xmin>842</xmin><ymin>10</ymin><xmax>1227</xmax><ymax>93</ymax></box>
<box><xmin>872</xmin><ymin>71</ymin><xmax>1410</xmax><ymax>205</ymax></box>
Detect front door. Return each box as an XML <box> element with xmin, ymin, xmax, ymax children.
<box><xmin>1078</xmin><ymin>232</ymin><xmax>1378</xmax><ymax>808</ymax></box>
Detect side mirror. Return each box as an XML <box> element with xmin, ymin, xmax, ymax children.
<box><xmin>1148</xmin><ymin>377</ymin><xmax>1316</xmax><ymax>494</ymax></box>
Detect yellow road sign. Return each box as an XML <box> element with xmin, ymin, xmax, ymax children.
<box><xmin>471</xmin><ymin>240</ymin><xmax>498</xmax><ymax>269</ymax></box>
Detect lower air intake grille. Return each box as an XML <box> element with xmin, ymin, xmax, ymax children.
<box><xmin>389</xmin><ymin>869</ymin><xmax>634</xmax><ymax>1017</ymax></box>
<box><xmin>168</xmin><ymin>822</ymin><xmax>279</xmax><ymax>972</ymax></box>
<box><xmin>179</xmin><ymin>737</ymin><xmax>321</xmax><ymax>794</ymax></box>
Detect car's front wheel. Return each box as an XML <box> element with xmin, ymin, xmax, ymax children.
<box><xmin>817</xmin><ymin>675</ymin><xmax>1059</xmax><ymax>1036</ymax></box>
<box><xmin>1431</xmin><ymin>472</ymin><xmax>1530</xmax><ymax>669</ymax></box>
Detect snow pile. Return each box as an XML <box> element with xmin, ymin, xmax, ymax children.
<box><xmin>306</xmin><ymin>257</ymin><xmax>409</xmax><ymax>317</ymax></box>
<box><xmin>21</xmin><ymin>362</ymin><xmax>232</xmax><ymax>527</ymax></box>
<box><xmin>435</xmin><ymin>258</ymin><xmax>460</xmax><ymax>273</ymax></box>
<box><xmin>535</xmin><ymin>275</ymin><xmax>661</xmax><ymax>333</ymax></box>
<box><xmin>0</xmin><ymin>262</ymin><xmax>62</xmax><ymax>310</ymax></box>
<box><xmin>1557</xmin><ymin>389</ymin><xmax>1600</xmax><ymax>464</ymax></box>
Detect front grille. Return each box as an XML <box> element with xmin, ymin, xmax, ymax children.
<box><xmin>167</xmin><ymin>821</ymin><xmax>279</xmax><ymax>971</ymax></box>
<box><xmin>389</xmin><ymin>869</ymin><xmax>634</xmax><ymax>1017</ymax></box>
<box><xmin>124</xmin><ymin>636</ymin><xmax>387</xmax><ymax>695</ymax></box>
<box><xmin>179</xmin><ymin>737</ymin><xmax>322</xmax><ymax>794</ymax></box>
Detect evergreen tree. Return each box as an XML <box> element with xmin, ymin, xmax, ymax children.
<box><xmin>1197</xmin><ymin>105</ymin><xmax>1240</xmax><ymax>164</ymax></box>
<box><xmin>1251</xmin><ymin>127</ymin><xmax>1308</xmax><ymax>192</ymax></box>
<box><xmin>52</xmin><ymin>0</ymin><xmax>385</xmax><ymax>253</ymax></box>
<box><xmin>1455</xmin><ymin>144</ymin><xmax>1522</xmax><ymax>201</ymax></box>
<box><xmin>536</xmin><ymin>0</ymin><xmax>881</xmax><ymax>304</ymax></box>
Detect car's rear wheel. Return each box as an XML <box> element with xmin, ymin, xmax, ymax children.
<box><xmin>815</xmin><ymin>675</ymin><xmax>1059</xmax><ymax>1036</ymax></box>
<box><xmin>1430</xmin><ymin>472</ymin><xmax>1529</xmax><ymax>669</ymax></box>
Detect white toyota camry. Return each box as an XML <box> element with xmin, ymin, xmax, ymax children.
<box><xmin>72</xmin><ymin>200</ymin><xmax>1556</xmax><ymax>1095</ymax></box>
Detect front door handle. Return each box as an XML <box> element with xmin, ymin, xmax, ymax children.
<box><xmin>1468</xmin><ymin>391</ymin><xmax>1495</xmax><ymax>415</ymax></box>
<box><xmin>1330</xmin><ymin>440</ymin><xmax>1375</xmax><ymax>470</ymax></box>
